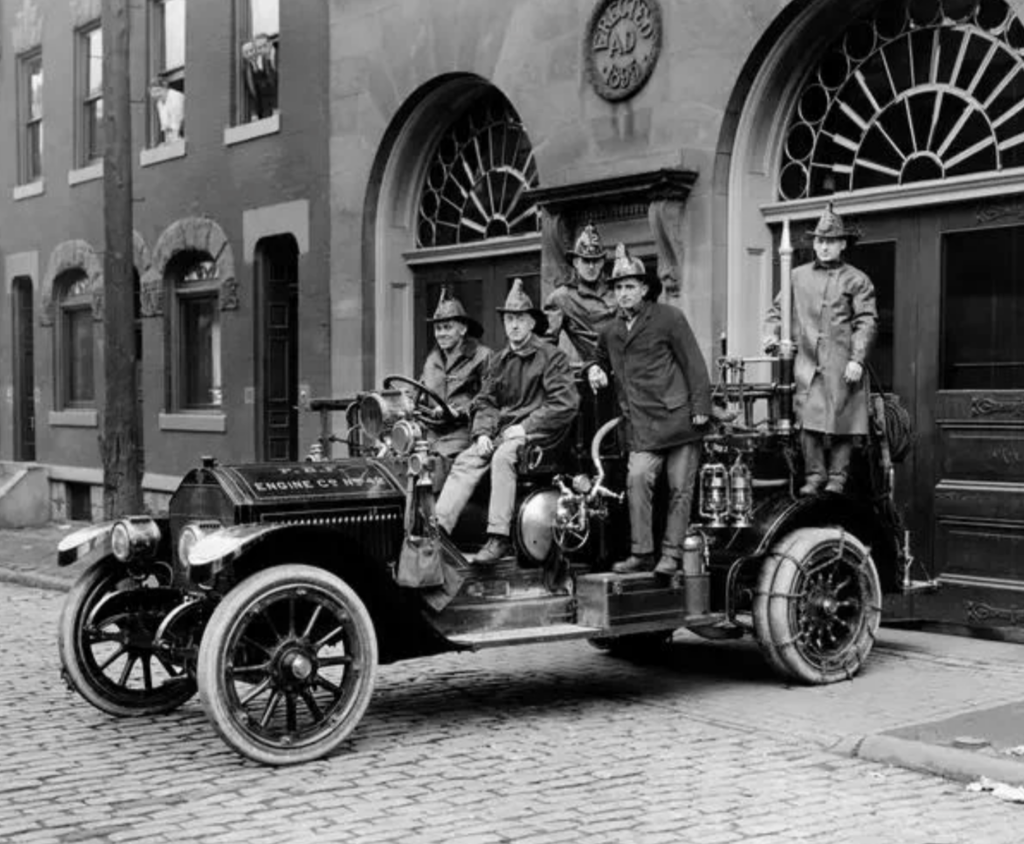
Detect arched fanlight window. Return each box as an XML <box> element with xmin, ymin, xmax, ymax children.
<box><xmin>778</xmin><ymin>0</ymin><xmax>1024</xmax><ymax>200</ymax></box>
<box><xmin>416</xmin><ymin>90</ymin><xmax>540</xmax><ymax>248</ymax></box>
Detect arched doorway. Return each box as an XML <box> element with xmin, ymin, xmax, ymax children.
<box><xmin>729</xmin><ymin>0</ymin><xmax>1024</xmax><ymax>633</ymax></box>
<box><xmin>372</xmin><ymin>79</ymin><xmax>542</xmax><ymax>381</ymax></box>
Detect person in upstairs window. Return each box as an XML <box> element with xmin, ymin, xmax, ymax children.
<box><xmin>589</xmin><ymin>244</ymin><xmax>711</xmax><ymax>576</ymax></box>
<box><xmin>417</xmin><ymin>289</ymin><xmax>492</xmax><ymax>486</ymax></box>
<box><xmin>543</xmin><ymin>223</ymin><xmax>618</xmax><ymax>368</ymax></box>
<box><xmin>763</xmin><ymin>203</ymin><xmax>878</xmax><ymax>495</ymax></box>
<box><xmin>242</xmin><ymin>32</ymin><xmax>278</xmax><ymax>120</ymax></box>
<box><xmin>435</xmin><ymin>279</ymin><xmax>579</xmax><ymax>565</ymax></box>
<box><xmin>149</xmin><ymin>76</ymin><xmax>184</xmax><ymax>143</ymax></box>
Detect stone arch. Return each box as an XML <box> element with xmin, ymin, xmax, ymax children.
<box><xmin>363</xmin><ymin>73</ymin><xmax>539</xmax><ymax>382</ymax></box>
<box><xmin>40</xmin><ymin>239</ymin><xmax>103</xmax><ymax>326</ymax></box>
<box><xmin>133</xmin><ymin>230</ymin><xmax>152</xmax><ymax>282</ymax></box>
<box><xmin>140</xmin><ymin>216</ymin><xmax>237</xmax><ymax>317</ymax></box>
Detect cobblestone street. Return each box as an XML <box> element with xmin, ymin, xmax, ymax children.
<box><xmin>3</xmin><ymin>580</ymin><xmax>1022</xmax><ymax>844</ymax></box>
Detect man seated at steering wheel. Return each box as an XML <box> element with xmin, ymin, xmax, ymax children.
<box><xmin>418</xmin><ymin>288</ymin><xmax>493</xmax><ymax>485</ymax></box>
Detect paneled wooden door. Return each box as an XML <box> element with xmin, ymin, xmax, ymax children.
<box><xmin>12</xmin><ymin>277</ymin><xmax>36</xmax><ymax>462</ymax></box>
<box><xmin>861</xmin><ymin>201</ymin><xmax>1024</xmax><ymax>634</ymax></box>
<box><xmin>412</xmin><ymin>253</ymin><xmax>541</xmax><ymax>367</ymax></box>
<box><xmin>259</xmin><ymin>237</ymin><xmax>299</xmax><ymax>462</ymax></box>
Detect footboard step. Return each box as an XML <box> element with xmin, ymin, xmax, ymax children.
<box><xmin>449</xmin><ymin>624</ymin><xmax>602</xmax><ymax>649</ymax></box>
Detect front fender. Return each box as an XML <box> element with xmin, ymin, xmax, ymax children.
<box><xmin>57</xmin><ymin>523</ymin><xmax>115</xmax><ymax>568</ymax></box>
<box><xmin>186</xmin><ymin>524</ymin><xmax>284</xmax><ymax>576</ymax></box>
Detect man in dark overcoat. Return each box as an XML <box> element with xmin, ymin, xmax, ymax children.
<box><xmin>763</xmin><ymin>204</ymin><xmax>877</xmax><ymax>495</ymax></box>
<box><xmin>543</xmin><ymin>223</ymin><xmax>618</xmax><ymax>368</ymax></box>
<box><xmin>589</xmin><ymin>245</ymin><xmax>711</xmax><ymax>575</ymax></box>
<box><xmin>417</xmin><ymin>288</ymin><xmax>492</xmax><ymax>486</ymax></box>
<box><xmin>435</xmin><ymin>279</ymin><xmax>579</xmax><ymax>564</ymax></box>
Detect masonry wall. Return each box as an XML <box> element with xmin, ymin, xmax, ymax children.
<box><xmin>0</xmin><ymin>0</ymin><xmax>331</xmax><ymax>502</ymax></box>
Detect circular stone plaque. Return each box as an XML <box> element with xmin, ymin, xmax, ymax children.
<box><xmin>585</xmin><ymin>0</ymin><xmax>663</xmax><ymax>102</ymax></box>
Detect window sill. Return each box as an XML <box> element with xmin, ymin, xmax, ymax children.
<box><xmin>158</xmin><ymin>412</ymin><xmax>226</xmax><ymax>432</ymax></box>
<box><xmin>13</xmin><ymin>180</ymin><xmax>45</xmax><ymax>201</ymax></box>
<box><xmin>69</xmin><ymin>162</ymin><xmax>103</xmax><ymax>185</ymax></box>
<box><xmin>49</xmin><ymin>409</ymin><xmax>98</xmax><ymax>428</ymax></box>
<box><xmin>224</xmin><ymin>113</ymin><xmax>280</xmax><ymax>146</ymax></box>
<box><xmin>140</xmin><ymin>139</ymin><xmax>187</xmax><ymax>168</ymax></box>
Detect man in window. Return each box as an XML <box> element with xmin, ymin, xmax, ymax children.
<box><xmin>149</xmin><ymin>76</ymin><xmax>184</xmax><ymax>143</ymax></box>
<box><xmin>418</xmin><ymin>288</ymin><xmax>492</xmax><ymax>488</ymax></box>
<box><xmin>242</xmin><ymin>32</ymin><xmax>278</xmax><ymax>120</ymax></box>
<box><xmin>435</xmin><ymin>279</ymin><xmax>579</xmax><ymax>564</ymax></box>
<box><xmin>544</xmin><ymin>223</ymin><xmax>617</xmax><ymax>368</ymax></box>
<box><xmin>763</xmin><ymin>203</ymin><xmax>878</xmax><ymax>495</ymax></box>
<box><xmin>588</xmin><ymin>245</ymin><xmax>711</xmax><ymax>576</ymax></box>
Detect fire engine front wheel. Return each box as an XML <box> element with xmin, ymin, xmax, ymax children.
<box><xmin>58</xmin><ymin>558</ymin><xmax>197</xmax><ymax>717</ymax></box>
<box><xmin>197</xmin><ymin>565</ymin><xmax>378</xmax><ymax>766</ymax></box>
<box><xmin>753</xmin><ymin>527</ymin><xmax>881</xmax><ymax>685</ymax></box>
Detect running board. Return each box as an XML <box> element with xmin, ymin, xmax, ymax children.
<box><xmin>448</xmin><ymin>623</ymin><xmax>602</xmax><ymax>650</ymax></box>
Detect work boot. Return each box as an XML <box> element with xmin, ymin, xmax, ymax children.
<box><xmin>824</xmin><ymin>476</ymin><xmax>846</xmax><ymax>494</ymax></box>
<box><xmin>654</xmin><ymin>556</ymin><xmax>680</xmax><ymax>576</ymax></box>
<box><xmin>472</xmin><ymin>535</ymin><xmax>512</xmax><ymax>564</ymax></box>
<box><xmin>799</xmin><ymin>475</ymin><xmax>825</xmax><ymax>497</ymax></box>
<box><xmin>613</xmin><ymin>553</ymin><xmax>656</xmax><ymax>574</ymax></box>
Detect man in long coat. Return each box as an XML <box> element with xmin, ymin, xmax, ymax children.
<box><xmin>589</xmin><ymin>245</ymin><xmax>711</xmax><ymax>575</ymax></box>
<box><xmin>418</xmin><ymin>288</ymin><xmax>492</xmax><ymax>485</ymax></box>
<box><xmin>544</xmin><ymin>223</ymin><xmax>618</xmax><ymax>367</ymax></box>
<box><xmin>436</xmin><ymin>279</ymin><xmax>579</xmax><ymax>564</ymax></box>
<box><xmin>764</xmin><ymin>203</ymin><xmax>877</xmax><ymax>495</ymax></box>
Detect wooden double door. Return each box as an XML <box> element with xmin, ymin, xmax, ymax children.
<box><xmin>850</xmin><ymin>199</ymin><xmax>1024</xmax><ymax>634</ymax></box>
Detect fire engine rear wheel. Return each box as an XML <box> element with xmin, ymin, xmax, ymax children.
<box><xmin>197</xmin><ymin>565</ymin><xmax>378</xmax><ymax>766</ymax></box>
<box><xmin>58</xmin><ymin>558</ymin><xmax>197</xmax><ymax>717</ymax></box>
<box><xmin>753</xmin><ymin>527</ymin><xmax>881</xmax><ymax>685</ymax></box>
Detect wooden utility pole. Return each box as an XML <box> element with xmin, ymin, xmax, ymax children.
<box><xmin>100</xmin><ymin>0</ymin><xmax>142</xmax><ymax>517</ymax></box>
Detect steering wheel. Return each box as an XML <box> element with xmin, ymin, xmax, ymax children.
<box><xmin>382</xmin><ymin>375</ymin><xmax>458</xmax><ymax>426</ymax></box>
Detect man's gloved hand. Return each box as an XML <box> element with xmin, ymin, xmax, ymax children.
<box><xmin>692</xmin><ymin>414</ymin><xmax>708</xmax><ymax>426</ymax></box>
<box><xmin>844</xmin><ymin>360</ymin><xmax>864</xmax><ymax>383</ymax></box>
<box><xmin>587</xmin><ymin>365</ymin><xmax>609</xmax><ymax>392</ymax></box>
<box><xmin>763</xmin><ymin>336</ymin><xmax>780</xmax><ymax>355</ymax></box>
<box><xmin>476</xmin><ymin>434</ymin><xmax>494</xmax><ymax>457</ymax></box>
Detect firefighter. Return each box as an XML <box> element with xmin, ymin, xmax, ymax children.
<box><xmin>763</xmin><ymin>203</ymin><xmax>878</xmax><ymax>495</ymax></box>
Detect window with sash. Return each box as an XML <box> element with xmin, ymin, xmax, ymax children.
<box><xmin>169</xmin><ymin>253</ymin><xmax>222</xmax><ymax>410</ymax></box>
<box><xmin>78</xmin><ymin>25</ymin><xmax>104</xmax><ymax>165</ymax></box>
<box><xmin>148</xmin><ymin>0</ymin><xmax>186</xmax><ymax>146</ymax></box>
<box><xmin>18</xmin><ymin>51</ymin><xmax>43</xmax><ymax>183</ymax></box>
<box><xmin>57</xmin><ymin>273</ymin><xmax>95</xmax><ymax>408</ymax></box>
<box><xmin>236</xmin><ymin>0</ymin><xmax>279</xmax><ymax>124</ymax></box>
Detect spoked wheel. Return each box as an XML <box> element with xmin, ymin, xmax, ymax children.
<box><xmin>58</xmin><ymin>558</ymin><xmax>197</xmax><ymax>716</ymax></box>
<box><xmin>197</xmin><ymin>565</ymin><xmax>378</xmax><ymax>766</ymax></box>
<box><xmin>754</xmin><ymin>526</ymin><xmax>881</xmax><ymax>685</ymax></box>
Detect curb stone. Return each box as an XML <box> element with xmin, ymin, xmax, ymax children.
<box><xmin>832</xmin><ymin>733</ymin><xmax>1024</xmax><ymax>787</ymax></box>
<box><xmin>0</xmin><ymin>566</ymin><xmax>72</xmax><ymax>593</ymax></box>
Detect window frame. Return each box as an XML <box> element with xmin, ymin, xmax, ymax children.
<box><xmin>234</xmin><ymin>0</ymin><xmax>279</xmax><ymax>126</ymax></box>
<box><xmin>148</xmin><ymin>0</ymin><xmax>186</xmax><ymax>147</ymax></box>
<box><xmin>77</xmin><ymin>23</ymin><xmax>104</xmax><ymax>167</ymax></box>
<box><xmin>57</xmin><ymin>274</ymin><xmax>95</xmax><ymax>409</ymax></box>
<box><xmin>168</xmin><ymin>254</ymin><xmax>222</xmax><ymax>411</ymax></box>
<box><xmin>17</xmin><ymin>49</ymin><xmax>44</xmax><ymax>185</ymax></box>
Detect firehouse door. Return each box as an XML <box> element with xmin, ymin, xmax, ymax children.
<box><xmin>854</xmin><ymin>203</ymin><xmax>1024</xmax><ymax>635</ymax></box>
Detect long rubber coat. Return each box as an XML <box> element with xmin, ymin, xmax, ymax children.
<box><xmin>765</xmin><ymin>260</ymin><xmax>877</xmax><ymax>436</ymax></box>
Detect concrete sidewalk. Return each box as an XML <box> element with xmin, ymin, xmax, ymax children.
<box><xmin>3</xmin><ymin>522</ymin><xmax>1024</xmax><ymax>792</ymax></box>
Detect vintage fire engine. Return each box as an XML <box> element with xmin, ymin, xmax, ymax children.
<box><xmin>56</xmin><ymin>221</ymin><xmax>921</xmax><ymax>765</ymax></box>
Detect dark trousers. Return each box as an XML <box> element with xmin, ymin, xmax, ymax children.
<box><xmin>627</xmin><ymin>442</ymin><xmax>700</xmax><ymax>559</ymax></box>
<box><xmin>801</xmin><ymin>429</ymin><xmax>853</xmax><ymax>485</ymax></box>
